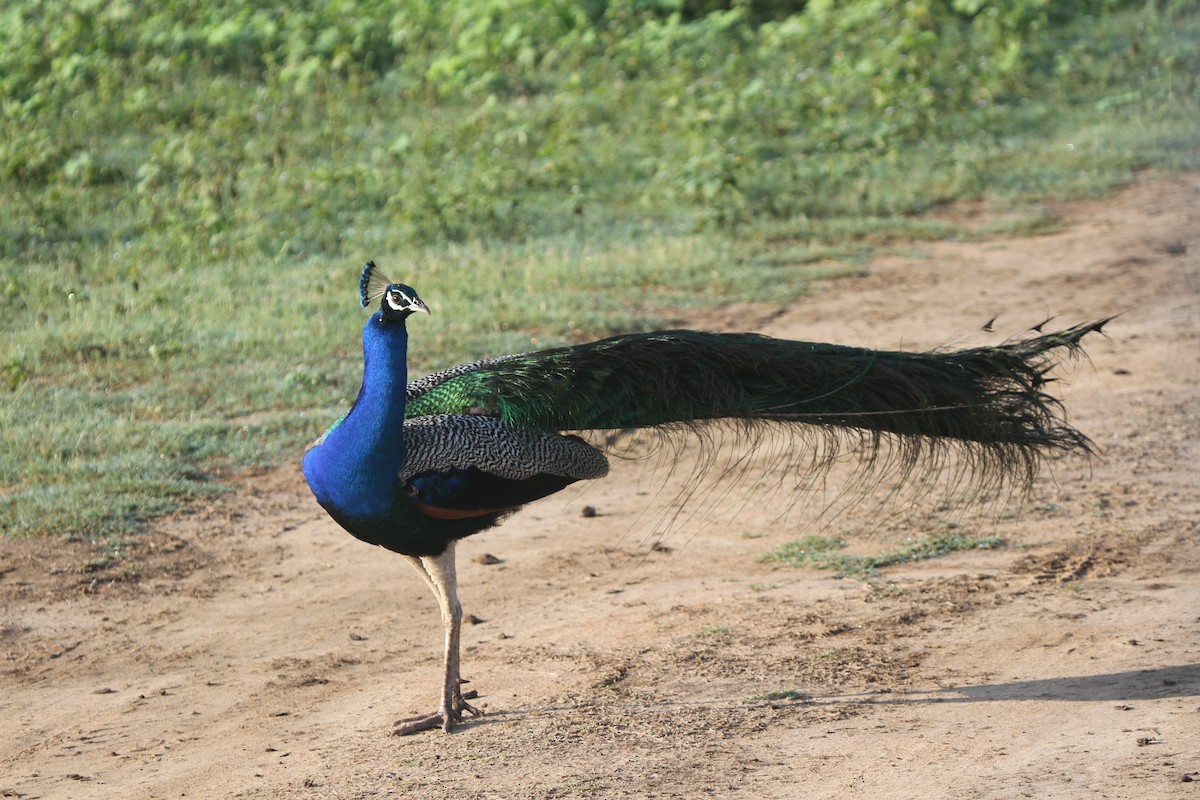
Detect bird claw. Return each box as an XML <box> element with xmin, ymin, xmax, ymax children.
<box><xmin>392</xmin><ymin>711</ymin><xmax>447</xmax><ymax>736</ymax></box>
<box><xmin>393</xmin><ymin>691</ymin><xmax>483</xmax><ymax>736</ymax></box>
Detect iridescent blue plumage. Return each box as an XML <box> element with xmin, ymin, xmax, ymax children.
<box><xmin>302</xmin><ymin>308</ymin><xmax>410</xmax><ymax>520</ymax></box>
<box><xmin>301</xmin><ymin>305</ymin><xmax>429</xmax><ymax>557</ymax></box>
<box><xmin>303</xmin><ymin>275</ymin><xmax>518</xmax><ymax>555</ymax></box>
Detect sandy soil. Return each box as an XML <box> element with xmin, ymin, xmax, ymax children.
<box><xmin>2</xmin><ymin>175</ymin><xmax>1198</xmax><ymax>800</ymax></box>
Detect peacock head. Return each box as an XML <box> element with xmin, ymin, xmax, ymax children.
<box><xmin>358</xmin><ymin>260</ymin><xmax>430</xmax><ymax>323</ymax></box>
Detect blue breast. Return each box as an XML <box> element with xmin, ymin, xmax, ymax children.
<box><xmin>303</xmin><ymin>311</ymin><xmax>411</xmax><ymax>527</ymax></box>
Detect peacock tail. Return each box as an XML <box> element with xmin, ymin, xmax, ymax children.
<box><xmin>403</xmin><ymin>323</ymin><xmax>1105</xmax><ymax>480</ymax></box>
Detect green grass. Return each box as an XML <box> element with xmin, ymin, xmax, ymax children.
<box><xmin>746</xmin><ymin>689</ymin><xmax>809</xmax><ymax>703</ymax></box>
<box><xmin>759</xmin><ymin>530</ymin><xmax>1003</xmax><ymax>578</ymax></box>
<box><xmin>696</xmin><ymin>624</ymin><xmax>734</xmax><ymax>638</ymax></box>
<box><xmin>1</xmin><ymin>1</ymin><xmax>1197</xmax><ymax>542</ymax></box>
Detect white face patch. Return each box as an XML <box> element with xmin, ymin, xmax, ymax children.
<box><xmin>385</xmin><ymin>289</ymin><xmax>412</xmax><ymax>312</ymax></box>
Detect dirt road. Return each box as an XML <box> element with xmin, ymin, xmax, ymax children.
<box><xmin>2</xmin><ymin>175</ymin><xmax>1197</xmax><ymax>799</ymax></box>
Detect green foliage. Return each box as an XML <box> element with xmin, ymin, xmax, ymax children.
<box><xmin>3</xmin><ymin>0</ymin><xmax>1194</xmax><ymax>247</ymax></box>
<box><xmin>0</xmin><ymin>0</ymin><xmax>1196</xmax><ymax>539</ymax></box>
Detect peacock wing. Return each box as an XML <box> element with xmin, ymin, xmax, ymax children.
<box><xmin>399</xmin><ymin>415</ymin><xmax>608</xmax><ymax>481</ymax></box>
<box><xmin>398</xmin><ymin>414</ymin><xmax>609</xmax><ymax>519</ymax></box>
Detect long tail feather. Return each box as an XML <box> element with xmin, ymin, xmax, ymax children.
<box><xmin>400</xmin><ymin>318</ymin><xmax>1109</xmax><ymax>519</ymax></box>
<box><xmin>408</xmin><ymin>320</ymin><xmax>1107</xmax><ymax>455</ymax></box>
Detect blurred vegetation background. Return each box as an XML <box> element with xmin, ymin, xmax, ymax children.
<box><xmin>1</xmin><ymin>0</ymin><xmax>1197</xmax><ymax>555</ymax></box>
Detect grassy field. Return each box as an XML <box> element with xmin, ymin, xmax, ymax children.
<box><xmin>1</xmin><ymin>0</ymin><xmax>1197</xmax><ymax>548</ymax></box>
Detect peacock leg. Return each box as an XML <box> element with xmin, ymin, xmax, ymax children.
<box><xmin>394</xmin><ymin>543</ymin><xmax>483</xmax><ymax>735</ymax></box>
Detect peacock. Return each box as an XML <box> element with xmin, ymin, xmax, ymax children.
<box><xmin>302</xmin><ymin>261</ymin><xmax>1107</xmax><ymax>735</ymax></box>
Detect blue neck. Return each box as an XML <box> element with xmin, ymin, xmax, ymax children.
<box><xmin>303</xmin><ymin>312</ymin><xmax>410</xmax><ymax>519</ymax></box>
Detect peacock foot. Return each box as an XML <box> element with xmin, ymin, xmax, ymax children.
<box><xmin>393</xmin><ymin>687</ymin><xmax>482</xmax><ymax>735</ymax></box>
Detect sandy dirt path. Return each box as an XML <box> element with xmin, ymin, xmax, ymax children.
<box><xmin>2</xmin><ymin>174</ymin><xmax>1197</xmax><ymax>799</ymax></box>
